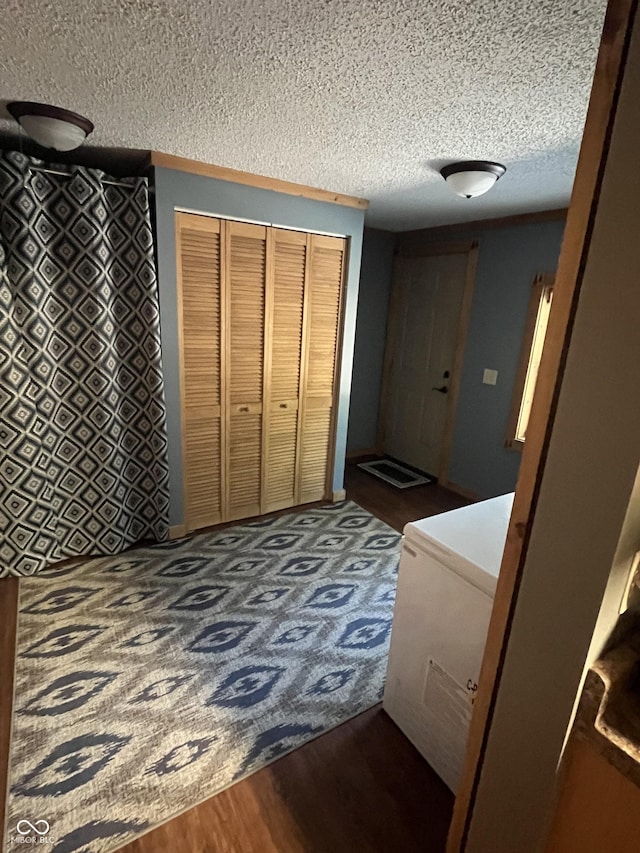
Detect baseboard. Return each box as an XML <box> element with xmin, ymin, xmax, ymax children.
<box><xmin>331</xmin><ymin>489</ymin><xmax>347</xmax><ymax>502</ymax></box>
<box><xmin>443</xmin><ymin>481</ymin><xmax>481</xmax><ymax>502</ymax></box>
<box><xmin>346</xmin><ymin>447</ymin><xmax>379</xmax><ymax>460</ymax></box>
<box><xmin>169</xmin><ymin>524</ymin><xmax>187</xmax><ymax>540</ymax></box>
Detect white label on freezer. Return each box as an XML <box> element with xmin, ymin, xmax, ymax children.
<box><xmin>421</xmin><ymin>659</ymin><xmax>474</xmax><ymax>792</ymax></box>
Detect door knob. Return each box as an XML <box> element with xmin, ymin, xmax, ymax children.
<box><xmin>432</xmin><ymin>385</ymin><xmax>449</xmax><ymax>394</ymax></box>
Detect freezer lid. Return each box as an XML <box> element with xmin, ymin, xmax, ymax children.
<box><xmin>403</xmin><ymin>493</ymin><xmax>514</xmax><ymax>595</ymax></box>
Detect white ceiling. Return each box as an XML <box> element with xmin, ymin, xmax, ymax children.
<box><xmin>0</xmin><ymin>0</ymin><xmax>607</xmax><ymax>231</ymax></box>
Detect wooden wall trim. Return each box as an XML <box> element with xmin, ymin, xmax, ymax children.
<box><xmin>399</xmin><ymin>207</ymin><xmax>567</xmax><ymax>246</ymax></box>
<box><xmin>150</xmin><ymin>152</ymin><xmax>369</xmax><ymax>211</ymax></box>
<box><xmin>168</xmin><ymin>524</ymin><xmax>187</xmax><ymax>540</ymax></box>
<box><xmin>447</xmin><ymin>1</ymin><xmax>638</xmax><ymax>850</ymax></box>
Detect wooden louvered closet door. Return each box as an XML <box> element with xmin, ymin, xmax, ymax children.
<box><xmin>298</xmin><ymin>234</ymin><xmax>346</xmax><ymax>504</ymax></box>
<box><xmin>177</xmin><ymin>214</ymin><xmax>345</xmax><ymax>532</ymax></box>
<box><xmin>225</xmin><ymin>221</ymin><xmax>267</xmax><ymax>522</ymax></box>
<box><xmin>176</xmin><ymin>213</ymin><xmax>223</xmax><ymax>530</ymax></box>
<box><xmin>262</xmin><ymin>229</ymin><xmax>307</xmax><ymax>512</ymax></box>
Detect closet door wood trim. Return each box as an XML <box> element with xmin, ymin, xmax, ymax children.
<box><xmin>324</xmin><ymin>238</ymin><xmax>348</xmax><ymax>501</ymax></box>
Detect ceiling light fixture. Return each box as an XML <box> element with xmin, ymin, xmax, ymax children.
<box><xmin>7</xmin><ymin>101</ymin><xmax>94</xmax><ymax>151</ymax></box>
<box><xmin>440</xmin><ymin>161</ymin><xmax>506</xmax><ymax>199</ymax></box>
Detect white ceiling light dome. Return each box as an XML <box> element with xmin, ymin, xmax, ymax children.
<box><xmin>7</xmin><ymin>101</ymin><xmax>94</xmax><ymax>151</ymax></box>
<box><xmin>440</xmin><ymin>161</ymin><xmax>507</xmax><ymax>198</ymax></box>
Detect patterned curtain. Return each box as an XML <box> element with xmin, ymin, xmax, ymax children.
<box><xmin>0</xmin><ymin>150</ymin><xmax>170</xmax><ymax>577</ymax></box>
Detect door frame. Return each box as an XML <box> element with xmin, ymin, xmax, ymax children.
<box><xmin>447</xmin><ymin>0</ymin><xmax>637</xmax><ymax>848</ymax></box>
<box><xmin>323</xmin><ymin>236</ymin><xmax>350</xmax><ymax>503</ymax></box>
<box><xmin>376</xmin><ymin>239</ymin><xmax>479</xmax><ymax>485</ymax></box>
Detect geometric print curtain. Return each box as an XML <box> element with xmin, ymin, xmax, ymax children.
<box><xmin>0</xmin><ymin>150</ymin><xmax>170</xmax><ymax>577</ymax></box>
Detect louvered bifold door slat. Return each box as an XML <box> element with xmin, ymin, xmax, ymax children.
<box><xmin>262</xmin><ymin>229</ymin><xmax>307</xmax><ymax>513</ymax></box>
<box><xmin>298</xmin><ymin>234</ymin><xmax>346</xmax><ymax>504</ymax></box>
<box><xmin>225</xmin><ymin>221</ymin><xmax>267</xmax><ymax>521</ymax></box>
<box><xmin>176</xmin><ymin>213</ymin><xmax>223</xmax><ymax>531</ymax></box>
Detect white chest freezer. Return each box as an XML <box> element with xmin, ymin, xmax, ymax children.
<box><xmin>383</xmin><ymin>492</ymin><xmax>514</xmax><ymax>793</ymax></box>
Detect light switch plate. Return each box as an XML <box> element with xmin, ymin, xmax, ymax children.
<box><xmin>483</xmin><ymin>368</ymin><xmax>498</xmax><ymax>386</ymax></box>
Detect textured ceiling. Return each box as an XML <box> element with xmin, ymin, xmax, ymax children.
<box><xmin>0</xmin><ymin>0</ymin><xmax>607</xmax><ymax>230</ymax></box>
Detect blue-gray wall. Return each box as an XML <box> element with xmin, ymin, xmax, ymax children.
<box><xmin>346</xmin><ymin>227</ymin><xmax>396</xmax><ymax>453</ymax></box>
<box><xmin>399</xmin><ymin>218</ymin><xmax>566</xmax><ymax>497</ymax></box>
<box><xmin>152</xmin><ymin>166</ymin><xmax>365</xmax><ymax>525</ymax></box>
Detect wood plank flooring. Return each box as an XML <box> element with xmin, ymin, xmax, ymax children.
<box><xmin>345</xmin><ymin>460</ymin><xmax>470</xmax><ymax>533</ymax></box>
<box><xmin>1</xmin><ymin>464</ymin><xmax>470</xmax><ymax>853</ymax></box>
<box><xmin>0</xmin><ymin>579</ymin><xmax>18</xmax><ymax>847</ymax></box>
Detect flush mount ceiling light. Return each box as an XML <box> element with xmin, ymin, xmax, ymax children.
<box><xmin>440</xmin><ymin>161</ymin><xmax>506</xmax><ymax>199</ymax></box>
<box><xmin>7</xmin><ymin>101</ymin><xmax>94</xmax><ymax>151</ymax></box>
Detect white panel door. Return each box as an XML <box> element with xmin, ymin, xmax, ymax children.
<box><xmin>385</xmin><ymin>252</ymin><xmax>468</xmax><ymax>476</ymax></box>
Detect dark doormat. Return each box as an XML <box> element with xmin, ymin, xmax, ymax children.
<box><xmin>357</xmin><ymin>458</ymin><xmax>433</xmax><ymax>489</ymax></box>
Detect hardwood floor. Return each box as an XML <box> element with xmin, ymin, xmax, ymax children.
<box><xmin>0</xmin><ymin>579</ymin><xmax>18</xmax><ymax>847</ymax></box>
<box><xmin>121</xmin><ymin>706</ymin><xmax>453</xmax><ymax>853</ymax></box>
<box><xmin>345</xmin><ymin>460</ymin><xmax>470</xmax><ymax>533</ymax></box>
<box><xmin>1</xmin><ymin>465</ymin><xmax>470</xmax><ymax>852</ymax></box>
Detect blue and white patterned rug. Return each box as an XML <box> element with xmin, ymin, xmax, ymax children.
<box><xmin>4</xmin><ymin>501</ymin><xmax>400</xmax><ymax>853</ymax></box>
